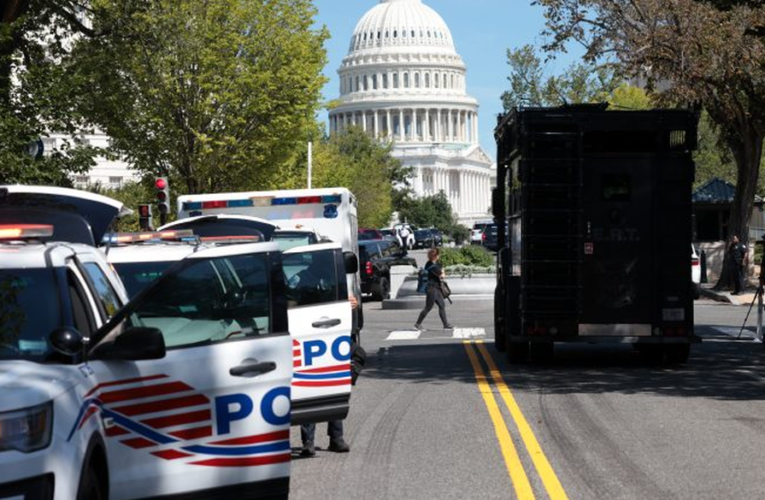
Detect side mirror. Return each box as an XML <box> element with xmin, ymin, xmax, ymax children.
<box><xmin>49</xmin><ymin>327</ymin><xmax>85</xmax><ymax>356</ymax></box>
<box><xmin>492</xmin><ymin>187</ymin><xmax>502</xmax><ymax>219</ymax></box>
<box><xmin>344</xmin><ymin>251</ymin><xmax>359</xmax><ymax>274</ymax></box>
<box><xmin>95</xmin><ymin>327</ymin><xmax>166</xmax><ymax>361</ymax></box>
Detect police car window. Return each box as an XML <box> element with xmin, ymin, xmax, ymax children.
<box><xmin>83</xmin><ymin>263</ymin><xmax>122</xmax><ymax>319</ymax></box>
<box><xmin>68</xmin><ymin>271</ymin><xmax>96</xmax><ymax>338</ymax></box>
<box><xmin>283</xmin><ymin>250</ymin><xmax>339</xmax><ymax>307</ymax></box>
<box><xmin>0</xmin><ymin>269</ymin><xmax>61</xmax><ymax>361</ymax></box>
<box><xmin>122</xmin><ymin>254</ymin><xmax>271</xmax><ymax>348</ymax></box>
<box><xmin>112</xmin><ymin>261</ymin><xmax>173</xmax><ymax>298</ymax></box>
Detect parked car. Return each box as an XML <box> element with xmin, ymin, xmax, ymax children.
<box><xmin>482</xmin><ymin>223</ymin><xmax>499</xmax><ymax>251</ymax></box>
<box><xmin>414</xmin><ymin>228</ymin><xmax>443</xmax><ymax>249</ymax></box>
<box><xmin>359</xmin><ymin>228</ymin><xmax>384</xmax><ymax>241</ymax></box>
<box><xmin>471</xmin><ymin>222</ymin><xmax>490</xmax><ymax>245</ymax></box>
<box><xmin>379</xmin><ymin>228</ymin><xmax>397</xmax><ymax>241</ymax></box>
<box><xmin>359</xmin><ymin>239</ymin><xmax>417</xmax><ymax>300</ymax></box>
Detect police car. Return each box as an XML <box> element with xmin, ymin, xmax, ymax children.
<box><xmin>108</xmin><ymin>223</ymin><xmax>355</xmax><ymax>426</ymax></box>
<box><xmin>0</xmin><ymin>187</ymin><xmax>293</xmax><ymax>500</ymax></box>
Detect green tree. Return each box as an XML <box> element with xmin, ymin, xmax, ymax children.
<box><xmin>535</xmin><ymin>0</ymin><xmax>765</xmax><ymax>288</ymax></box>
<box><xmin>74</xmin><ymin>0</ymin><xmax>328</xmax><ymax>195</ymax></box>
<box><xmin>502</xmin><ymin>44</ymin><xmax>622</xmax><ymax>110</ymax></box>
<box><xmin>397</xmin><ymin>190</ymin><xmax>470</xmax><ymax>244</ymax></box>
<box><xmin>288</xmin><ymin>126</ymin><xmax>409</xmax><ymax>228</ymax></box>
<box><xmin>0</xmin><ymin>1</ymin><xmax>107</xmax><ymax>184</ymax></box>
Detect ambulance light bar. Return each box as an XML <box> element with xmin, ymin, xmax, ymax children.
<box><xmin>106</xmin><ymin>230</ymin><xmax>195</xmax><ymax>244</ymax></box>
<box><xmin>182</xmin><ymin>194</ymin><xmax>342</xmax><ymax>211</ymax></box>
<box><xmin>0</xmin><ymin>224</ymin><xmax>54</xmax><ymax>240</ymax></box>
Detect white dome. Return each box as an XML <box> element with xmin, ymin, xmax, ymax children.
<box><xmin>349</xmin><ymin>0</ymin><xmax>456</xmax><ymax>54</ymax></box>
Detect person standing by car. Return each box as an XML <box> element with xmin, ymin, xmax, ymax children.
<box><xmin>730</xmin><ymin>234</ymin><xmax>749</xmax><ymax>295</ymax></box>
<box><xmin>300</xmin><ymin>293</ymin><xmax>358</xmax><ymax>457</ymax></box>
<box><xmin>414</xmin><ymin>248</ymin><xmax>453</xmax><ymax>330</ymax></box>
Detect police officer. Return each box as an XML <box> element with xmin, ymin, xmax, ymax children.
<box><xmin>730</xmin><ymin>234</ymin><xmax>749</xmax><ymax>295</ymax></box>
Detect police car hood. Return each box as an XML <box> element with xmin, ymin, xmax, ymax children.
<box><xmin>0</xmin><ymin>185</ymin><xmax>130</xmax><ymax>245</ymax></box>
<box><xmin>0</xmin><ymin>361</ymin><xmax>79</xmax><ymax>411</ymax></box>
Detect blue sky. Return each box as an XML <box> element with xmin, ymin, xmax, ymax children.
<box><xmin>312</xmin><ymin>0</ymin><xmax>581</xmax><ymax>160</ymax></box>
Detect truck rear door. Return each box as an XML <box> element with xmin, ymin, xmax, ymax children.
<box><xmin>580</xmin><ymin>160</ymin><xmax>654</xmax><ymax>336</ymax></box>
<box><xmin>283</xmin><ymin>244</ymin><xmax>352</xmax><ymax>425</ymax></box>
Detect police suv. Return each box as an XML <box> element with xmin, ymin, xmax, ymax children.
<box><xmin>118</xmin><ymin>219</ymin><xmax>356</xmax><ymax>426</ymax></box>
<box><xmin>0</xmin><ymin>187</ymin><xmax>293</xmax><ymax>500</ymax></box>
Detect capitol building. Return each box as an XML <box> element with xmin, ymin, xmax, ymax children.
<box><xmin>329</xmin><ymin>0</ymin><xmax>495</xmax><ymax>225</ymax></box>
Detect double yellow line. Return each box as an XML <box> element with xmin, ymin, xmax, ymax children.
<box><xmin>464</xmin><ymin>340</ymin><xmax>569</xmax><ymax>500</ymax></box>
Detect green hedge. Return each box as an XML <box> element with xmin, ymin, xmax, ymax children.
<box><xmin>439</xmin><ymin>246</ymin><xmax>494</xmax><ymax>267</ymax></box>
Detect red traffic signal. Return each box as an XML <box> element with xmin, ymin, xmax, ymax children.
<box><xmin>155</xmin><ymin>177</ymin><xmax>170</xmax><ymax>215</ymax></box>
<box><xmin>138</xmin><ymin>204</ymin><xmax>152</xmax><ymax>218</ymax></box>
<box><xmin>155</xmin><ymin>178</ymin><xmax>167</xmax><ymax>190</ymax></box>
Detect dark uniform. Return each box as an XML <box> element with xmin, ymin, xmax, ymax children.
<box><xmin>415</xmin><ymin>260</ymin><xmax>451</xmax><ymax>328</ymax></box>
<box><xmin>731</xmin><ymin>241</ymin><xmax>748</xmax><ymax>294</ymax></box>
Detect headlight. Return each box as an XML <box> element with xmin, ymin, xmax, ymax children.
<box><xmin>0</xmin><ymin>402</ymin><xmax>53</xmax><ymax>453</ymax></box>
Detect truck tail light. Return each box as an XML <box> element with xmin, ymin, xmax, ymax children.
<box><xmin>527</xmin><ymin>326</ymin><xmax>547</xmax><ymax>335</ymax></box>
<box><xmin>691</xmin><ymin>257</ymin><xmax>699</xmax><ymax>266</ymax></box>
<box><xmin>663</xmin><ymin>326</ymin><xmax>688</xmax><ymax>337</ymax></box>
<box><xmin>365</xmin><ymin>261</ymin><xmax>373</xmax><ymax>275</ymax></box>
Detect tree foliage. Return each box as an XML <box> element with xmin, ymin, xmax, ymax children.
<box><xmin>0</xmin><ymin>1</ymin><xmax>105</xmax><ymax>184</ymax></box>
<box><xmin>534</xmin><ymin>0</ymin><xmax>765</xmax><ymax>288</ymax></box>
<box><xmin>287</xmin><ymin>126</ymin><xmax>409</xmax><ymax>228</ymax></box>
<box><xmin>397</xmin><ymin>190</ymin><xmax>470</xmax><ymax>244</ymax></box>
<box><xmin>74</xmin><ymin>0</ymin><xmax>328</xmax><ymax>195</ymax></box>
<box><xmin>502</xmin><ymin>44</ymin><xmax>622</xmax><ymax>110</ymax></box>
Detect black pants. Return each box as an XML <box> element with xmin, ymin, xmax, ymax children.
<box><xmin>734</xmin><ymin>263</ymin><xmax>746</xmax><ymax>293</ymax></box>
<box><xmin>301</xmin><ymin>421</ymin><xmax>343</xmax><ymax>445</ymax></box>
<box><xmin>416</xmin><ymin>285</ymin><xmax>448</xmax><ymax>326</ymax></box>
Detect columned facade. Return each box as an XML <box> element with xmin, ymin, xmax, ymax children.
<box><xmin>328</xmin><ymin>0</ymin><xmax>495</xmax><ymax>226</ymax></box>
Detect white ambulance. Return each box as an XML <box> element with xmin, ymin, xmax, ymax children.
<box><xmin>0</xmin><ymin>186</ymin><xmax>293</xmax><ymax>500</ymax></box>
<box><xmin>161</xmin><ymin>188</ymin><xmax>361</xmax><ymax>425</ymax></box>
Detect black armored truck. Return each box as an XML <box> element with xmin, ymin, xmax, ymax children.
<box><xmin>492</xmin><ymin>104</ymin><xmax>699</xmax><ymax>363</ymax></box>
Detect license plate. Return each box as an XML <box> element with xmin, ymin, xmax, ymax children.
<box><xmin>662</xmin><ymin>308</ymin><xmax>685</xmax><ymax>321</ymax></box>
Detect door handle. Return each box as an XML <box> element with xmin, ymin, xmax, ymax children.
<box><xmin>312</xmin><ymin>318</ymin><xmax>342</xmax><ymax>329</ymax></box>
<box><xmin>230</xmin><ymin>359</ymin><xmax>277</xmax><ymax>377</ymax></box>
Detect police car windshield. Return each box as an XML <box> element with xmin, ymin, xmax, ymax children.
<box><xmin>0</xmin><ymin>269</ymin><xmax>61</xmax><ymax>361</ymax></box>
<box><xmin>112</xmin><ymin>261</ymin><xmax>175</xmax><ymax>298</ymax></box>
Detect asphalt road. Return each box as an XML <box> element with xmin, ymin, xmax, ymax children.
<box><xmin>290</xmin><ymin>297</ymin><xmax>765</xmax><ymax>500</ymax></box>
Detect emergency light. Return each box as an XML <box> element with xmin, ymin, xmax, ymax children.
<box><xmin>182</xmin><ymin>194</ymin><xmax>342</xmax><ymax>212</ymax></box>
<box><xmin>106</xmin><ymin>229</ymin><xmax>195</xmax><ymax>244</ymax></box>
<box><xmin>0</xmin><ymin>224</ymin><xmax>54</xmax><ymax>240</ymax></box>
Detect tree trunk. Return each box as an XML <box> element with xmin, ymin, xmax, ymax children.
<box><xmin>715</xmin><ymin>126</ymin><xmax>764</xmax><ymax>290</ymax></box>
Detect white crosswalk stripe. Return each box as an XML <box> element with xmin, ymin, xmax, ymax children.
<box><xmin>385</xmin><ymin>328</ymin><xmax>486</xmax><ymax>341</ymax></box>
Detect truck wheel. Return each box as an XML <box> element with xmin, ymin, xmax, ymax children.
<box><xmin>529</xmin><ymin>342</ymin><xmax>554</xmax><ymax>363</ymax></box>
<box><xmin>665</xmin><ymin>344</ymin><xmax>690</xmax><ymax>364</ymax></box>
<box><xmin>77</xmin><ymin>466</ymin><xmax>105</xmax><ymax>500</ymax></box>
<box><xmin>373</xmin><ymin>277</ymin><xmax>390</xmax><ymax>301</ymax></box>
<box><xmin>506</xmin><ymin>341</ymin><xmax>528</xmax><ymax>363</ymax></box>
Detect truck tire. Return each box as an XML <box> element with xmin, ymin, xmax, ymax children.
<box><xmin>506</xmin><ymin>341</ymin><xmax>528</xmax><ymax>363</ymax></box>
<box><xmin>529</xmin><ymin>342</ymin><xmax>554</xmax><ymax>363</ymax></box>
<box><xmin>665</xmin><ymin>344</ymin><xmax>690</xmax><ymax>364</ymax></box>
<box><xmin>373</xmin><ymin>277</ymin><xmax>390</xmax><ymax>301</ymax></box>
<box><xmin>494</xmin><ymin>289</ymin><xmax>507</xmax><ymax>352</ymax></box>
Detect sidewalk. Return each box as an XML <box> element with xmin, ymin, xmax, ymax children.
<box><xmin>699</xmin><ymin>283</ymin><xmax>759</xmax><ymax>306</ymax></box>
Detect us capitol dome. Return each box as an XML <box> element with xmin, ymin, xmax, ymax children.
<box><xmin>328</xmin><ymin>0</ymin><xmax>495</xmax><ymax>225</ymax></box>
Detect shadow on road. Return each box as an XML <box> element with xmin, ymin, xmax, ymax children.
<box><xmin>360</xmin><ymin>328</ymin><xmax>765</xmax><ymax>402</ymax></box>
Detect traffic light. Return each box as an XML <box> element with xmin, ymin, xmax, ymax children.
<box><xmin>155</xmin><ymin>177</ymin><xmax>170</xmax><ymax>223</ymax></box>
<box><xmin>138</xmin><ymin>204</ymin><xmax>153</xmax><ymax>231</ymax></box>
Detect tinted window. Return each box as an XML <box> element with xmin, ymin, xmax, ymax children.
<box><xmin>83</xmin><ymin>263</ymin><xmax>122</xmax><ymax>319</ymax></box>
<box><xmin>113</xmin><ymin>261</ymin><xmax>174</xmax><ymax>298</ymax></box>
<box><xmin>0</xmin><ymin>269</ymin><xmax>61</xmax><ymax>361</ymax></box>
<box><xmin>114</xmin><ymin>254</ymin><xmax>272</xmax><ymax>348</ymax></box>
<box><xmin>283</xmin><ymin>250</ymin><xmax>340</xmax><ymax>307</ymax></box>
<box><xmin>169</xmin><ymin>218</ymin><xmax>272</xmax><ymax>241</ymax></box>
<box><xmin>271</xmin><ymin>232</ymin><xmax>315</xmax><ymax>251</ymax></box>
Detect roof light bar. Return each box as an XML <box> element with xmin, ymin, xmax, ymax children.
<box><xmin>106</xmin><ymin>229</ymin><xmax>195</xmax><ymax>244</ymax></box>
<box><xmin>181</xmin><ymin>193</ymin><xmax>342</xmax><ymax>212</ymax></box>
<box><xmin>0</xmin><ymin>224</ymin><xmax>54</xmax><ymax>240</ymax></box>
<box><xmin>199</xmin><ymin>235</ymin><xmax>261</xmax><ymax>243</ymax></box>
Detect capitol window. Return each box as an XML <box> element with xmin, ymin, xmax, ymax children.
<box><xmin>394</xmin><ymin>30</ymin><xmax>398</xmax><ymax>38</ymax></box>
<box><xmin>414</xmin><ymin>73</ymin><xmax>420</xmax><ymax>88</ymax></box>
<box><xmin>393</xmin><ymin>73</ymin><xmax>399</xmax><ymax>88</ymax></box>
<box><xmin>373</xmin><ymin>74</ymin><xmax>378</xmax><ymax>90</ymax></box>
<box><xmin>364</xmin><ymin>75</ymin><xmax>369</xmax><ymax>91</ymax></box>
<box><xmin>383</xmin><ymin>74</ymin><xmax>389</xmax><ymax>89</ymax></box>
<box><xmin>404</xmin><ymin>73</ymin><xmax>409</xmax><ymax>88</ymax></box>
<box><xmin>425</xmin><ymin>73</ymin><xmax>430</xmax><ymax>88</ymax></box>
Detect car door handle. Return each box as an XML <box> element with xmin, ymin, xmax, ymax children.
<box><xmin>312</xmin><ymin>318</ymin><xmax>342</xmax><ymax>329</ymax></box>
<box><xmin>230</xmin><ymin>359</ymin><xmax>277</xmax><ymax>377</ymax></box>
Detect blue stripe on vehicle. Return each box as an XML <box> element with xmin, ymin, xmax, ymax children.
<box><xmin>103</xmin><ymin>409</ymin><xmax>178</xmax><ymax>445</ymax></box>
<box><xmin>293</xmin><ymin>371</ymin><xmax>353</xmax><ymax>380</ymax></box>
<box><xmin>183</xmin><ymin>440</ymin><xmax>291</xmax><ymax>456</ymax></box>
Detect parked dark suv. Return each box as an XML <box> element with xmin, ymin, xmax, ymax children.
<box><xmin>359</xmin><ymin>239</ymin><xmax>417</xmax><ymax>300</ymax></box>
<box><xmin>414</xmin><ymin>228</ymin><xmax>444</xmax><ymax>249</ymax></box>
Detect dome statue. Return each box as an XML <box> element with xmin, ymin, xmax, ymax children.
<box><xmin>329</xmin><ymin>0</ymin><xmax>495</xmax><ymax>225</ymax></box>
